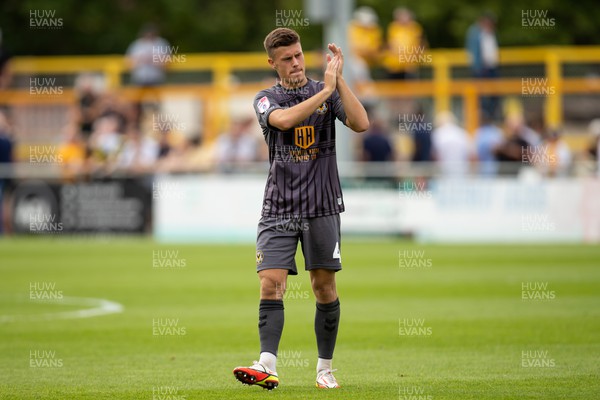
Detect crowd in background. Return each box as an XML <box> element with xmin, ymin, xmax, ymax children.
<box><xmin>347</xmin><ymin>6</ymin><xmax>599</xmax><ymax>178</ymax></box>
<box><xmin>359</xmin><ymin>103</ymin><xmax>600</xmax><ymax>178</ymax></box>
<box><xmin>0</xmin><ymin>12</ymin><xmax>599</xmax><ymax>183</ymax></box>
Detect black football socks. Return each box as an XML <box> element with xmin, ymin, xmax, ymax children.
<box><xmin>258</xmin><ymin>299</ymin><xmax>284</xmax><ymax>357</ymax></box>
<box><xmin>314</xmin><ymin>298</ymin><xmax>340</xmax><ymax>360</ymax></box>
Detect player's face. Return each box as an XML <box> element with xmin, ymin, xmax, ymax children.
<box><xmin>269</xmin><ymin>42</ymin><xmax>307</xmax><ymax>88</ymax></box>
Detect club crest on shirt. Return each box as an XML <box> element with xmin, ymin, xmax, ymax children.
<box><xmin>294</xmin><ymin>126</ymin><xmax>315</xmax><ymax>149</ymax></box>
<box><xmin>257</xmin><ymin>96</ymin><xmax>270</xmax><ymax>114</ymax></box>
<box><xmin>316</xmin><ymin>102</ymin><xmax>328</xmax><ymax>115</ymax></box>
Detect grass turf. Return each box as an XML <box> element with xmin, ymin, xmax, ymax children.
<box><xmin>0</xmin><ymin>237</ymin><xmax>598</xmax><ymax>399</ymax></box>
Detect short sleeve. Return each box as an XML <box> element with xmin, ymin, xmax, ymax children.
<box><xmin>330</xmin><ymin>89</ymin><xmax>348</xmax><ymax>126</ymax></box>
<box><xmin>253</xmin><ymin>91</ymin><xmax>283</xmax><ymax>130</ymax></box>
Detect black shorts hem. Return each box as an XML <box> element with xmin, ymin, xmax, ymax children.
<box><xmin>256</xmin><ymin>265</ymin><xmax>298</xmax><ymax>275</ymax></box>
<box><xmin>305</xmin><ymin>264</ymin><xmax>342</xmax><ymax>272</ymax></box>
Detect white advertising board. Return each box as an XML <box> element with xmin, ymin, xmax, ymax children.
<box><xmin>153</xmin><ymin>175</ymin><xmax>600</xmax><ymax>243</ymax></box>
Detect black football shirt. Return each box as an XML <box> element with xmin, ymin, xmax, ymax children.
<box><xmin>253</xmin><ymin>78</ymin><xmax>347</xmax><ymax>218</ymax></box>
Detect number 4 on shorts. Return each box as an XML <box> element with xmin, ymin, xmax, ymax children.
<box><xmin>333</xmin><ymin>242</ymin><xmax>341</xmax><ymax>260</ymax></box>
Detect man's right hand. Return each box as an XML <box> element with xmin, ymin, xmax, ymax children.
<box><xmin>324</xmin><ymin>55</ymin><xmax>339</xmax><ymax>94</ymax></box>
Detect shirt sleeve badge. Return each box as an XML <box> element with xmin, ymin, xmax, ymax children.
<box><xmin>257</xmin><ymin>96</ymin><xmax>270</xmax><ymax>114</ymax></box>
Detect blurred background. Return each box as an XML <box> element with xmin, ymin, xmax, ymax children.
<box><xmin>1</xmin><ymin>0</ymin><xmax>599</xmax><ymax>243</ymax></box>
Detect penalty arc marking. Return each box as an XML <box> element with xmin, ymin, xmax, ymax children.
<box><xmin>0</xmin><ymin>296</ymin><xmax>124</xmax><ymax>323</ymax></box>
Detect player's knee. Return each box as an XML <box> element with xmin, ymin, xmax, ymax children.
<box><xmin>311</xmin><ymin>281</ymin><xmax>337</xmax><ymax>301</ymax></box>
<box><xmin>260</xmin><ymin>276</ymin><xmax>286</xmax><ymax>300</ymax></box>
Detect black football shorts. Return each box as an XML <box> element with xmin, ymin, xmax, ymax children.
<box><xmin>255</xmin><ymin>214</ymin><xmax>342</xmax><ymax>275</ymax></box>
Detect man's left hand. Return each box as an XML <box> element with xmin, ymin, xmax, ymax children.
<box><xmin>326</xmin><ymin>43</ymin><xmax>344</xmax><ymax>78</ymax></box>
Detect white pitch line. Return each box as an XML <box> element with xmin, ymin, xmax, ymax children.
<box><xmin>0</xmin><ymin>296</ymin><xmax>124</xmax><ymax>323</ymax></box>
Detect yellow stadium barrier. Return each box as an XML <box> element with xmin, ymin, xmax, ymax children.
<box><xmin>2</xmin><ymin>46</ymin><xmax>600</xmax><ymax>141</ymax></box>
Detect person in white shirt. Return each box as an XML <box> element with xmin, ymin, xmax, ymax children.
<box><xmin>126</xmin><ymin>24</ymin><xmax>170</xmax><ymax>86</ymax></box>
<box><xmin>114</xmin><ymin>128</ymin><xmax>159</xmax><ymax>174</ymax></box>
<box><xmin>431</xmin><ymin>111</ymin><xmax>473</xmax><ymax>177</ymax></box>
<box><xmin>214</xmin><ymin>115</ymin><xmax>259</xmax><ymax>172</ymax></box>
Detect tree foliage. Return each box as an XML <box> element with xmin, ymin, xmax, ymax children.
<box><xmin>1</xmin><ymin>0</ymin><xmax>598</xmax><ymax>56</ymax></box>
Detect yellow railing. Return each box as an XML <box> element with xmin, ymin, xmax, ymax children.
<box><xmin>2</xmin><ymin>46</ymin><xmax>600</xmax><ymax>140</ymax></box>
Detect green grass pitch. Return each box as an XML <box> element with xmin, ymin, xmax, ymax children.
<box><xmin>0</xmin><ymin>237</ymin><xmax>599</xmax><ymax>399</ymax></box>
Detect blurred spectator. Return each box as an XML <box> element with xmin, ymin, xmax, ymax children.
<box><xmin>0</xmin><ymin>110</ymin><xmax>12</xmax><ymax>164</ymax></box>
<box><xmin>185</xmin><ymin>134</ymin><xmax>216</xmax><ymax>172</ymax></box>
<box><xmin>58</xmin><ymin>123</ymin><xmax>87</xmax><ymax>181</ymax></box>
<box><xmin>537</xmin><ymin>129</ymin><xmax>571</xmax><ymax>177</ymax></box>
<box><xmin>410</xmin><ymin>105</ymin><xmax>433</xmax><ymax>162</ymax></box>
<box><xmin>522</xmin><ymin>117</ymin><xmax>543</xmax><ymax>147</ymax></box>
<box><xmin>495</xmin><ymin>115</ymin><xmax>540</xmax><ymax>172</ymax></box>
<box><xmin>0</xmin><ymin>28</ymin><xmax>12</xmax><ymax>89</ymax></box>
<box><xmin>466</xmin><ymin>12</ymin><xmax>499</xmax><ymax>78</ymax></box>
<box><xmin>383</xmin><ymin>7</ymin><xmax>427</xmax><ymax>79</ymax></box>
<box><xmin>587</xmin><ymin>119</ymin><xmax>600</xmax><ymax>176</ymax></box>
<box><xmin>126</xmin><ymin>23</ymin><xmax>170</xmax><ymax>86</ymax></box>
<box><xmin>474</xmin><ymin>114</ymin><xmax>503</xmax><ymax>176</ymax></box>
<box><xmin>157</xmin><ymin>129</ymin><xmax>172</xmax><ymax>159</ymax></box>
<box><xmin>431</xmin><ymin>111</ymin><xmax>473</xmax><ymax>177</ymax></box>
<box><xmin>96</xmin><ymin>92</ymin><xmax>131</xmax><ymax>133</ymax></box>
<box><xmin>214</xmin><ymin>115</ymin><xmax>259</xmax><ymax>172</ymax></box>
<box><xmin>157</xmin><ymin>132</ymin><xmax>191</xmax><ymax>173</ymax></box>
<box><xmin>466</xmin><ymin>12</ymin><xmax>499</xmax><ymax>119</ymax></box>
<box><xmin>89</xmin><ymin>115</ymin><xmax>123</xmax><ymax>163</ymax></box>
<box><xmin>74</xmin><ymin>74</ymin><xmax>101</xmax><ymax>137</ymax></box>
<box><xmin>112</xmin><ymin>127</ymin><xmax>159</xmax><ymax>175</ymax></box>
<box><xmin>348</xmin><ymin>7</ymin><xmax>382</xmax><ymax>82</ymax></box>
<box><xmin>0</xmin><ymin>110</ymin><xmax>13</xmax><ymax>234</ymax></box>
<box><xmin>361</xmin><ymin>117</ymin><xmax>394</xmax><ymax>162</ymax></box>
